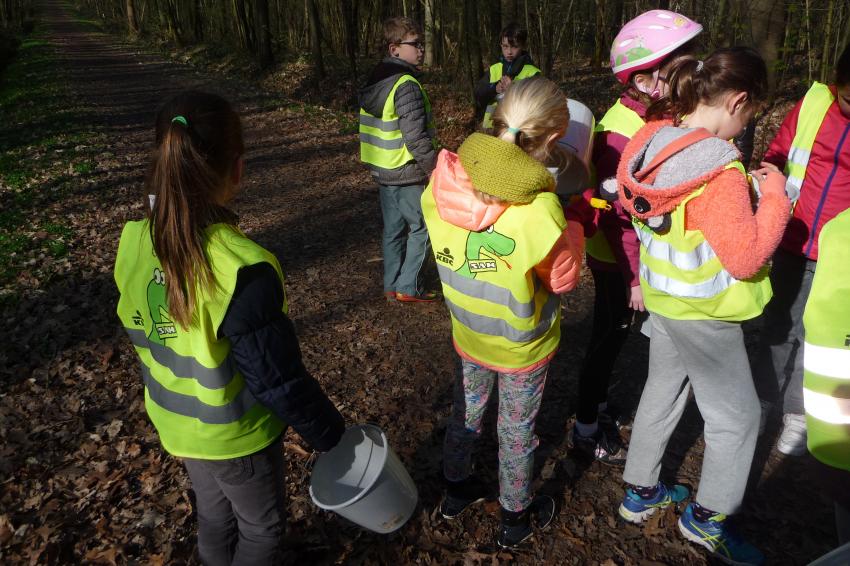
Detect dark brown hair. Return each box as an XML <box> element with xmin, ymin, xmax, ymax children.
<box><xmin>500</xmin><ymin>22</ymin><xmax>528</xmax><ymax>48</ymax></box>
<box><xmin>837</xmin><ymin>43</ymin><xmax>850</xmax><ymax>87</ymax></box>
<box><xmin>626</xmin><ymin>44</ymin><xmax>697</xmax><ymax>106</ymax></box>
<box><xmin>383</xmin><ymin>16</ymin><xmax>422</xmax><ymax>47</ymax></box>
<box><xmin>647</xmin><ymin>47</ymin><xmax>768</xmax><ymax>123</ymax></box>
<box><xmin>146</xmin><ymin>91</ymin><xmax>244</xmax><ymax>329</ymax></box>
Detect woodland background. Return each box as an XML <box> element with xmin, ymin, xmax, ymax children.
<box><xmin>0</xmin><ymin>0</ymin><xmax>848</xmax><ymax>564</ymax></box>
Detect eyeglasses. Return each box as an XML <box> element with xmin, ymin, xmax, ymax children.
<box><xmin>398</xmin><ymin>41</ymin><xmax>425</xmax><ymax>51</ymax></box>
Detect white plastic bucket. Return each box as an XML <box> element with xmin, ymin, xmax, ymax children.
<box><xmin>553</xmin><ymin>98</ymin><xmax>596</xmax><ymax>196</ymax></box>
<box><xmin>309</xmin><ymin>424</ymin><xmax>418</xmax><ymax>534</ymax></box>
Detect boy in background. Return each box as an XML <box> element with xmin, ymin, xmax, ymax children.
<box><xmin>359</xmin><ymin>17</ymin><xmax>439</xmax><ymax>302</ymax></box>
<box><xmin>474</xmin><ymin>23</ymin><xmax>541</xmax><ymax>130</ymax></box>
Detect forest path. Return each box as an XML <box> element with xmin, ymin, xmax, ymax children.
<box><xmin>0</xmin><ymin>2</ymin><xmax>836</xmax><ymax>564</ymax></box>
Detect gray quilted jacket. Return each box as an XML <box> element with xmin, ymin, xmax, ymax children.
<box><xmin>358</xmin><ymin>58</ymin><xmax>437</xmax><ymax>186</ymax></box>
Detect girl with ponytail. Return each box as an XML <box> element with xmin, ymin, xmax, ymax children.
<box><xmin>569</xmin><ymin>10</ymin><xmax>703</xmax><ymax>469</ymax></box>
<box><xmin>114</xmin><ymin>91</ymin><xmax>344</xmax><ymax>565</ymax></box>
<box><xmin>613</xmin><ymin>48</ymin><xmax>791</xmax><ymax>565</ymax></box>
<box><xmin>421</xmin><ymin>77</ymin><xmax>584</xmax><ymax>548</ymax></box>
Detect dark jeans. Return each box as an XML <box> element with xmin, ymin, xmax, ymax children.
<box><xmin>753</xmin><ymin>248</ymin><xmax>817</xmax><ymax>415</ymax></box>
<box><xmin>379</xmin><ymin>184</ymin><xmax>431</xmax><ymax>296</ymax></box>
<box><xmin>576</xmin><ymin>269</ymin><xmax>633</xmax><ymax>425</ymax></box>
<box><xmin>182</xmin><ymin>437</ymin><xmax>285</xmax><ymax>566</ymax></box>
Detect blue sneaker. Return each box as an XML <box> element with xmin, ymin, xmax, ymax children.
<box><xmin>618</xmin><ymin>482</ymin><xmax>690</xmax><ymax>524</ymax></box>
<box><xmin>677</xmin><ymin>503</ymin><xmax>764</xmax><ymax>565</ymax></box>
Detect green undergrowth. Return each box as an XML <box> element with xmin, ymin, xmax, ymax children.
<box><xmin>0</xmin><ymin>22</ymin><xmax>99</xmax><ymax>296</ymax></box>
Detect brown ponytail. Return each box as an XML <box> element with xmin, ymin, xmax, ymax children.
<box><xmin>647</xmin><ymin>47</ymin><xmax>768</xmax><ymax>123</ymax></box>
<box><xmin>145</xmin><ymin>91</ymin><xmax>244</xmax><ymax>329</ymax></box>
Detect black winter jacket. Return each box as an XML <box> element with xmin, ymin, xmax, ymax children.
<box><xmin>358</xmin><ymin>57</ymin><xmax>437</xmax><ymax>186</ymax></box>
<box><xmin>219</xmin><ymin>262</ymin><xmax>344</xmax><ymax>452</ymax></box>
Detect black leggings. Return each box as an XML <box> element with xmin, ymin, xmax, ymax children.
<box><xmin>576</xmin><ymin>269</ymin><xmax>633</xmax><ymax>425</ymax></box>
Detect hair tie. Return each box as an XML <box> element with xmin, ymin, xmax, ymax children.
<box><xmin>171</xmin><ymin>115</ymin><xmax>188</xmax><ymax>127</ymax></box>
<box><xmin>695</xmin><ymin>60</ymin><xmax>704</xmax><ymax>73</ymax></box>
<box><xmin>507</xmin><ymin>126</ymin><xmax>520</xmax><ymax>134</ymax></box>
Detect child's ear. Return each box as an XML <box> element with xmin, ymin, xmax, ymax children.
<box><xmin>729</xmin><ymin>91</ymin><xmax>749</xmax><ymax>115</ymax></box>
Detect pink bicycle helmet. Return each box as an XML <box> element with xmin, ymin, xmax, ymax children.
<box><xmin>610</xmin><ymin>10</ymin><xmax>703</xmax><ymax>84</ymax></box>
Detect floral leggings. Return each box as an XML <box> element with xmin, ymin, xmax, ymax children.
<box><xmin>443</xmin><ymin>358</ymin><xmax>549</xmax><ymax>512</ymax></box>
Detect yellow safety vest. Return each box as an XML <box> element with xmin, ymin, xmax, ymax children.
<box><xmin>785</xmin><ymin>82</ymin><xmax>835</xmax><ymax>194</ymax></box>
<box><xmin>803</xmin><ymin>208</ymin><xmax>850</xmax><ymax>471</ymax></box>
<box><xmin>635</xmin><ymin>162</ymin><xmax>773</xmax><ymax>321</ymax></box>
<box><xmin>586</xmin><ymin>100</ymin><xmax>646</xmax><ymax>264</ymax></box>
<box><xmin>421</xmin><ymin>187</ymin><xmax>565</xmax><ymax>369</ymax></box>
<box><xmin>114</xmin><ymin>220</ymin><xmax>285</xmax><ymax>459</ymax></box>
<box><xmin>482</xmin><ymin>62</ymin><xmax>542</xmax><ymax>129</ymax></box>
<box><xmin>359</xmin><ymin>75</ymin><xmax>436</xmax><ymax>171</ymax></box>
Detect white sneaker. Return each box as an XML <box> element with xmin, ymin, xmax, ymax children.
<box><xmin>776</xmin><ymin>413</ymin><xmax>807</xmax><ymax>456</ymax></box>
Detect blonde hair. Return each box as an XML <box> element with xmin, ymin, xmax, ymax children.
<box><xmin>491</xmin><ymin>77</ymin><xmax>568</xmax><ymax>163</ymax></box>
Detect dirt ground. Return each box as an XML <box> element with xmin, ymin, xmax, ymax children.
<box><xmin>0</xmin><ymin>2</ymin><xmax>837</xmax><ymax>564</ymax></box>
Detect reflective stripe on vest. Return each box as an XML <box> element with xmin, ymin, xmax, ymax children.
<box><xmin>115</xmin><ymin>221</ymin><xmax>285</xmax><ymax>459</ymax></box>
<box><xmin>481</xmin><ymin>62</ymin><xmax>541</xmax><ymax>129</ymax></box>
<box><xmin>360</xmin><ymin>75</ymin><xmax>436</xmax><ymax>170</ymax></box>
<box><xmin>421</xmin><ymin>184</ymin><xmax>565</xmax><ymax>369</ymax></box>
<box><xmin>636</xmin><ymin>162</ymin><xmax>772</xmax><ymax>321</ymax></box>
<box><xmin>803</xmin><ymin>207</ymin><xmax>850</xmax><ymax>470</ymax></box>
<box><xmin>444</xmin><ymin>289</ymin><xmax>561</xmax><ymax>343</ymax></box>
<box><xmin>586</xmin><ymin>100</ymin><xmax>645</xmax><ymax>263</ymax></box>
<box><xmin>140</xmin><ymin>363</ymin><xmax>257</xmax><ymax>425</ymax></box>
<box><xmin>785</xmin><ymin>82</ymin><xmax>834</xmax><ymax>193</ymax></box>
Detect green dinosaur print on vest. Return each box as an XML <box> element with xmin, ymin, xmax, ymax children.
<box><xmin>456</xmin><ymin>225</ymin><xmax>516</xmax><ymax>279</ymax></box>
<box><xmin>146</xmin><ymin>267</ymin><xmax>177</xmax><ymax>344</ymax></box>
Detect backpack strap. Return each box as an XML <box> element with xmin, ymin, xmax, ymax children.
<box><xmin>634</xmin><ymin>128</ymin><xmax>715</xmax><ymax>182</ymax></box>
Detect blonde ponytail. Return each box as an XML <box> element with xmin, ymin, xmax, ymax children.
<box><xmin>491</xmin><ymin>77</ymin><xmax>569</xmax><ymax>162</ymax></box>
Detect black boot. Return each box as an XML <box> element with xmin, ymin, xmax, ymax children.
<box><xmin>496</xmin><ymin>495</ymin><xmax>556</xmax><ymax>548</ymax></box>
<box><xmin>439</xmin><ymin>476</ymin><xmax>489</xmax><ymax>519</ymax></box>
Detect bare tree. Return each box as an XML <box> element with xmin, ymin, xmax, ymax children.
<box><xmin>307</xmin><ymin>0</ymin><xmax>324</xmax><ymax>79</ymax></box>
<box><xmin>748</xmin><ymin>0</ymin><xmax>786</xmax><ymax>93</ymax></box>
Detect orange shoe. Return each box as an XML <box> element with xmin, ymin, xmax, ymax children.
<box><xmin>384</xmin><ymin>291</ymin><xmax>397</xmax><ymax>302</ymax></box>
<box><xmin>395</xmin><ymin>291</ymin><xmax>440</xmax><ymax>303</ymax></box>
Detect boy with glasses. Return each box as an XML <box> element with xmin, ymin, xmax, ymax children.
<box><xmin>359</xmin><ymin>16</ymin><xmax>439</xmax><ymax>303</ymax></box>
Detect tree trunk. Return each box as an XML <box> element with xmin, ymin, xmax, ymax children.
<box><xmin>424</xmin><ymin>0</ymin><xmax>434</xmax><ymax>66</ymax></box>
<box><xmin>820</xmin><ymin>0</ymin><xmax>835</xmax><ymax>83</ymax></box>
<box><xmin>843</xmin><ymin>2</ymin><xmax>850</xmax><ymax>52</ymax></box>
<box><xmin>593</xmin><ymin>0</ymin><xmax>606</xmax><ymax>68</ymax></box>
<box><xmin>470</xmin><ymin>0</ymin><xmax>483</xmax><ymax>80</ymax></box>
<box><xmin>307</xmin><ymin>0</ymin><xmax>324</xmax><ymax>79</ymax></box>
<box><xmin>253</xmin><ymin>0</ymin><xmax>272</xmax><ymax>67</ymax></box>
<box><xmin>341</xmin><ymin>0</ymin><xmax>357</xmax><ymax>78</ymax></box>
<box><xmin>232</xmin><ymin>0</ymin><xmax>252</xmax><ymax>53</ymax></box>
<box><xmin>748</xmin><ymin>0</ymin><xmax>786</xmax><ymax>94</ymax></box>
<box><xmin>125</xmin><ymin>0</ymin><xmax>140</xmax><ymax>36</ymax></box>
<box><xmin>712</xmin><ymin>0</ymin><xmax>727</xmax><ymax>47</ymax></box>
<box><xmin>805</xmin><ymin>0</ymin><xmax>813</xmax><ymax>83</ymax></box>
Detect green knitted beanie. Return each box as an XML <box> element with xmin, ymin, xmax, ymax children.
<box><xmin>457</xmin><ymin>133</ymin><xmax>554</xmax><ymax>204</ymax></box>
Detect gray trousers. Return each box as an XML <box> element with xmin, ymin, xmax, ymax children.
<box><xmin>182</xmin><ymin>437</ymin><xmax>285</xmax><ymax>566</ymax></box>
<box><xmin>623</xmin><ymin>314</ymin><xmax>760</xmax><ymax>515</ymax></box>
<box><xmin>379</xmin><ymin>184</ymin><xmax>431</xmax><ymax>296</ymax></box>
<box><xmin>752</xmin><ymin>248</ymin><xmax>817</xmax><ymax>415</ymax></box>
